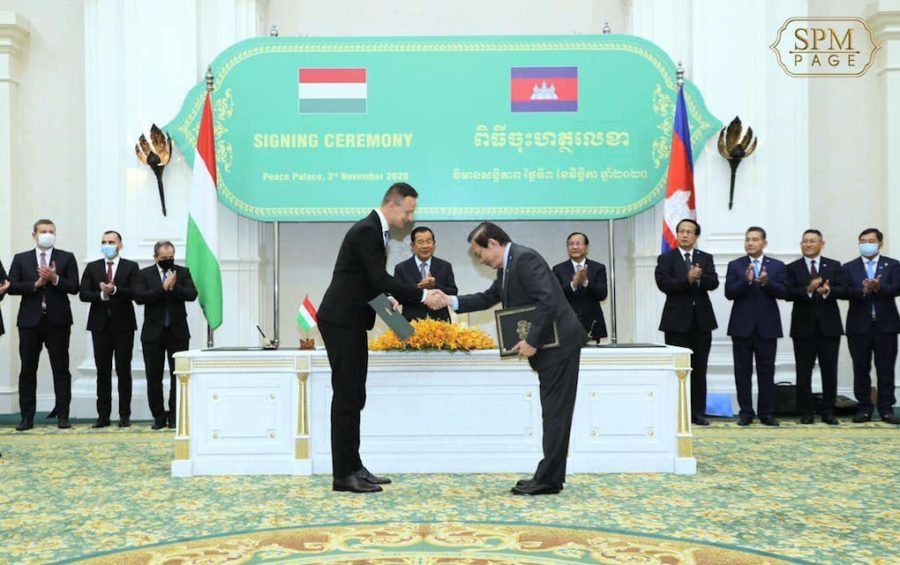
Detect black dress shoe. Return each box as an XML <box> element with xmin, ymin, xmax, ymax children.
<box><xmin>151</xmin><ymin>417</ymin><xmax>167</xmax><ymax>430</ymax></box>
<box><xmin>881</xmin><ymin>414</ymin><xmax>900</xmax><ymax>425</ymax></box>
<box><xmin>822</xmin><ymin>415</ymin><xmax>839</xmax><ymax>425</ymax></box>
<box><xmin>800</xmin><ymin>414</ymin><xmax>814</xmax><ymax>425</ymax></box>
<box><xmin>15</xmin><ymin>419</ymin><xmax>33</xmax><ymax>431</ymax></box>
<box><xmin>167</xmin><ymin>414</ymin><xmax>176</xmax><ymax>429</ymax></box>
<box><xmin>92</xmin><ymin>419</ymin><xmax>111</xmax><ymax>429</ymax></box>
<box><xmin>511</xmin><ymin>481</ymin><xmax>561</xmax><ymax>495</ymax></box>
<box><xmin>760</xmin><ymin>416</ymin><xmax>780</xmax><ymax>427</ymax></box>
<box><xmin>516</xmin><ymin>478</ymin><xmax>564</xmax><ymax>490</ymax></box>
<box><xmin>852</xmin><ymin>413</ymin><xmax>872</xmax><ymax>423</ymax></box>
<box><xmin>737</xmin><ymin>416</ymin><xmax>753</xmax><ymax>426</ymax></box>
<box><xmin>333</xmin><ymin>474</ymin><xmax>383</xmax><ymax>493</ymax></box>
<box><xmin>57</xmin><ymin>418</ymin><xmax>72</xmax><ymax>429</ymax></box>
<box><xmin>356</xmin><ymin>467</ymin><xmax>391</xmax><ymax>485</ymax></box>
<box><xmin>118</xmin><ymin>417</ymin><xmax>131</xmax><ymax>428</ymax></box>
<box><xmin>692</xmin><ymin>416</ymin><xmax>710</xmax><ymax>426</ymax></box>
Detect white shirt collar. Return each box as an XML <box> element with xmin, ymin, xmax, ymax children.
<box><xmin>678</xmin><ymin>246</ymin><xmax>694</xmax><ymax>257</ymax></box>
<box><xmin>35</xmin><ymin>247</ymin><xmax>53</xmax><ymax>260</ymax></box>
<box><xmin>865</xmin><ymin>254</ymin><xmax>881</xmax><ymax>264</ymax></box>
<box><xmin>571</xmin><ymin>258</ymin><xmax>586</xmax><ymax>269</ymax></box>
<box><xmin>374</xmin><ymin>209</ymin><xmax>389</xmax><ymax>235</ymax></box>
<box><xmin>749</xmin><ymin>254</ymin><xmax>765</xmax><ymax>262</ymax></box>
<box><xmin>804</xmin><ymin>255</ymin><xmax>820</xmax><ymax>268</ymax></box>
<box><xmin>416</xmin><ymin>256</ymin><xmax>432</xmax><ymax>268</ymax></box>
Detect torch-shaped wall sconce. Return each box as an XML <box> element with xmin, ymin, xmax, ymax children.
<box><xmin>717</xmin><ymin>116</ymin><xmax>757</xmax><ymax>210</ymax></box>
<box><xmin>135</xmin><ymin>125</ymin><xmax>173</xmax><ymax>216</ymax></box>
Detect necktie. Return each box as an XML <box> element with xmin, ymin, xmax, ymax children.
<box><xmin>810</xmin><ymin>259</ymin><xmax>817</xmax><ymax>277</ymax></box>
<box><xmin>40</xmin><ymin>252</ymin><xmax>47</xmax><ymax>310</ymax></box>
<box><xmin>106</xmin><ymin>261</ymin><xmax>114</xmax><ymax>315</ymax></box>
<box><xmin>867</xmin><ymin>260</ymin><xmax>876</xmax><ymax>280</ymax></box>
<box><xmin>752</xmin><ymin>259</ymin><xmax>761</xmax><ymax>278</ymax></box>
<box><xmin>419</xmin><ymin>262</ymin><xmax>428</xmax><ymax>280</ymax></box>
<box><xmin>684</xmin><ymin>252</ymin><xmax>692</xmax><ymax>271</ymax></box>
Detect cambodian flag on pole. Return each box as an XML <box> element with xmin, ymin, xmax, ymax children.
<box><xmin>660</xmin><ymin>84</ymin><xmax>696</xmax><ymax>253</ymax></box>
<box><xmin>186</xmin><ymin>91</ymin><xmax>223</xmax><ymax>330</ymax></box>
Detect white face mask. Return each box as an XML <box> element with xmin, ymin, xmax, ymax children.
<box><xmin>37</xmin><ymin>233</ymin><xmax>56</xmax><ymax>249</ymax></box>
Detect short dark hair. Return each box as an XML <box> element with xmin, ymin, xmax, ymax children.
<box><xmin>859</xmin><ymin>228</ymin><xmax>883</xmax><ymax>242</ymax></box>
<box><xmin>153</xmin><ymin>240</ymin><xmax>175</xmax><ymax>257</ymax></box>
<box><xmin>676</xmin><ymin>219</ymin><xmax>701</xmax><ymax>236</ymax></box>
<box><xmin>382</xmin><ymin>182</ymin><xmax>418</xmax><ymax>205</ymax></box>
<box><xmin>802</xmin><ymin>229</ymin><xmax>823</xmax><ymax>239</ymax></box>
<box><xmin>103</xmin><ymin>230</ymin><xmax>123</xmax><ymax>243</ymax></box>
<box><xmin>33</xmin><ymin>219</ymin><xmax>55</xmax><ymax>233</ymax></box>
<box><xmin>566</xmin><ymin>232</ymin><xmax>590</xmax><ymax>245</ymax></box>
<box><xmin>746</xmin><ymin>226</ymin><xmax>767</xmax><ymax>240</ymax></box>
<box><xmin>410</xmin><ymin>226</ymin><xmax>434</xmax><ymax>244</ymax></box>
<box><xmin>467</xmin><ymin>222</ymin><xmax>511</xmax><ymax>248</ymax></box>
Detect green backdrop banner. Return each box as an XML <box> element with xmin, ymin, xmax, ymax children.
<box><xmin>165</xmin><ymin>35</ymin><xmax>720</xmax><ymax>222</ymax></box>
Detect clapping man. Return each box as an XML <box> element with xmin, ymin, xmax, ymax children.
<box><xmin>725</xmin><ymin>227</ymin><xmax>788</xmax><ymax>426</ymax></box>
<box><xmin>552</xmin><ymin>232</ymin><xmax>608</xmax><ymax>342</ymax></box>
<box><xmin>80</xmin><ymin>230</ymin><xmax>140</xmax><ymax>428</ymax></box>
<box><xmin>8</xmin><ymin>219</ymin><xmax>79</xmax><ymax>431</ymax></box>
<box><xmin>393</xmin><ymin>226</ymin><xmax>457</xmax><ymax>322</ymax></box>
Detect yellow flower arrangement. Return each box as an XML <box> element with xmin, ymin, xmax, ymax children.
<box><xmin>369</xmin><ymin>318</ymin><xmax>496</xmax><ymax>352</ymax></box>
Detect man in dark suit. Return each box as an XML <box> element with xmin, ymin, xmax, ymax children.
<box><xmin>725</xmin><ymin>226</ymin><xmax>788</xmax><ymax>426</ymax></box>
<box><xmin>79</xmin><ymin>230</ymin><xmax>139</xmax><ymax>428</ymax></box>
<box><xmin>8</xmin><ymin>219</ymin><xmax>80</xmax><ymax>431</ymax></box>
<box><xmin>551</xmin><ymin>232</ymin><xmax>607</xmax><ymax>342</ymax></box>
<box><xmin>433</xmin><ymin>222</ymin><xmax>587</xmax><ymax>495</ymax></box>
<box><xmin>655</xmin><ymin>219</ymin><xmax>719</xmax><ymax>426</ymax></box>
<box><xmin>785</xmin><ymin>229</ymin><xmax>846</xmax><ymax>425</ymax></box>
<box><xmin>393</xmin><ymin>226</ymin><xmax>457</xmax><ymax>322</ymax></box>
<box><xmin>318</xmin><ymin>183</ymin><xmax>443</xmax><ymax>493</ymax></box>
<box><xmin>134</xmin><ymin>241</ymin><xmax>198</xmax><ymax>430</ymax></box>
<box><xmin>842</xmin><ymin>228</ymin><xmax>900</xmax><ymax>424</ymax></box>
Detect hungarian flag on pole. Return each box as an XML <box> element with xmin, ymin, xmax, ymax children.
<box><xmin>660</xmin><ymin>84</ymin><xmax>696</xmax><ymax>253</ymax></box>
<box><xmin>297</xmin><ymin>294</ymin><xmax>318</xmax><ymax>331</ymax></box>
<box><xmin>186</xmin><ymin>91</ymin><xmax>223</xmax><ymax>329</ymax></box>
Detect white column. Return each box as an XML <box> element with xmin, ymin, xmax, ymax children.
<box><xmin>0</xmin><ymin>12</ymin><xmax>30</xmax><ymax>413</ymax></box>
<box><xmin>868</xmin><ymin>1</ymin><xmax>900</xmax><ymax>253</ymax></box>
<box><xmin>76</xmin><ymin>0</ymin><xmax>269</xmax><ymax>418</ymax></box>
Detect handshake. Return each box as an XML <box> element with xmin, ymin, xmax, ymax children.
<box><xmin>389</xmin><ymin>289</ymin><xmax>454</xmax><ymax>311</ymax></box>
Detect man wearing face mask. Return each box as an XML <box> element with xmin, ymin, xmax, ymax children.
<box><xmin>79</xmin><ymin>231</ymin><xmax>140</xmax><ymax>428</ymax></box>
<box><xmin>8</xmin><ymin>219</ymin><xmax>80</xmax><ymax>431</ymax></box>
<box><xmin>842</xmin><ymin>228</ymin><xmax>900</xmax><ymax>424</ymax></box>
<box><xmin>134</xmin><ymin>241</ymin><xmax>198</xmax><ymax>430</ymax></box>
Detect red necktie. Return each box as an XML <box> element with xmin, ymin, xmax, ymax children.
<box><xmin>40</xmin><ymin>252</ymin><xmax>47</xmax><ymax>310</ymax></box>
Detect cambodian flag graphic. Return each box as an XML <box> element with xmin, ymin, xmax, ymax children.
<box><xmin>510</xmin><ymin>67</ymin><xmax>578</xmax><ymax>112</ymax></box>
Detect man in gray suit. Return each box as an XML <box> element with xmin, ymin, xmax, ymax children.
<box><xmin>430</xmin><ymin>222</ymin><xmax>586</xmax><ymax>495</ymax></box>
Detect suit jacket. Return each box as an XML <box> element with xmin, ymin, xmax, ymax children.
<box><xmin>655</xmin><ymin>248</ymin><xmax>719</xmax><ymax>333</ymax></box>
<box><xmin>842</xmin><ymin>255</ymin><xmax>900</xmax><ymax>335</ymax></box>
<box><xmin>457</xmin><ymin>243</ymin><xmax>586</xmax><ymax>371</ymax></box>
<box><xmin>79</xmin><ymin>257</ymin><xmax>139</xmax><ymax>333</ymax></box>
<box><xmin>8</xmin><ymin>248</ymin><xmax>79</xmax><ymax>328</ymax></box>
<box><xmin>551</xmin><ymin>258</ymin><xmax>608</xmax><ymax>339</ymax></box>
<box><xmin>393</xmin><ymin>255</ymin><xmax>458</xmax><ymax>321</ymax></box>
<box><xmin>724</xmin><ymin>255</ymin><xmax>788</xmax><ymax>339</ymax></box>
<box><xmin>133</xmin><ymin>264</ymin><xmax>198</xmax><ymax>342</ymax></box>
<box><xmin>785</xmin><ymin>256</ymin><xmax>846</xmax><ymax>337</ymax></box>
<box><xmin>318</xmin><ymin>210</ymin><xmax>424</xmax><ymax>330</ymax></box>
<box><xmin>0</xmin><ymin>260</ymin><xmax>7</xmax><ymax>336</ymax></box>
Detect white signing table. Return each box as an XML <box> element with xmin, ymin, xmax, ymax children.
<box><xmin>171</xmin><ymin>346</ymin><xmax>696</xmax><ymax>477</ymax></box>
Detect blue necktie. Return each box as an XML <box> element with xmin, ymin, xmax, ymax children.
<box><xmin>752</xmin><ymin>259</ymin><xmax>761</xmax><ymax>278</ymax></box>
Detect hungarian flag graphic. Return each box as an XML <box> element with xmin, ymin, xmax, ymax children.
<box><xmin>510</xmin><ymin>67</ymin><xmax>578</xmax><ymax>112</ymax></box>
<box><xmin>298</xmin><ymin>68</ymin><xmax>367</xmax><ymax>114</ymax></box>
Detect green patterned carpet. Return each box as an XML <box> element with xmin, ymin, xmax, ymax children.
<box><xmin>0</xmin><ymin>420</ymin><xmax>898</xmax><ymax>564</ymax></box>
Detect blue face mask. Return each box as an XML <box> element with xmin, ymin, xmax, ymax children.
<box><xmin>859</xmin><ymin>243</ymin><xmax>879</xmax><ymax>257</ymax></box>
<box><xmin>100</xmin><ymin>244</ymin><xmax>118</xmax><ymax>260</ymax></box>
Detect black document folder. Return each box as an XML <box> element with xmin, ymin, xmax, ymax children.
<box><xmin>494</xmin><ymin>304</ymin><xmax>559</xmax><ymax>357</ymax></box>
<box><xmin>369</xmin><ymin>294</ymin><xmax>415</xmax><ymax>340</ymax></box>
